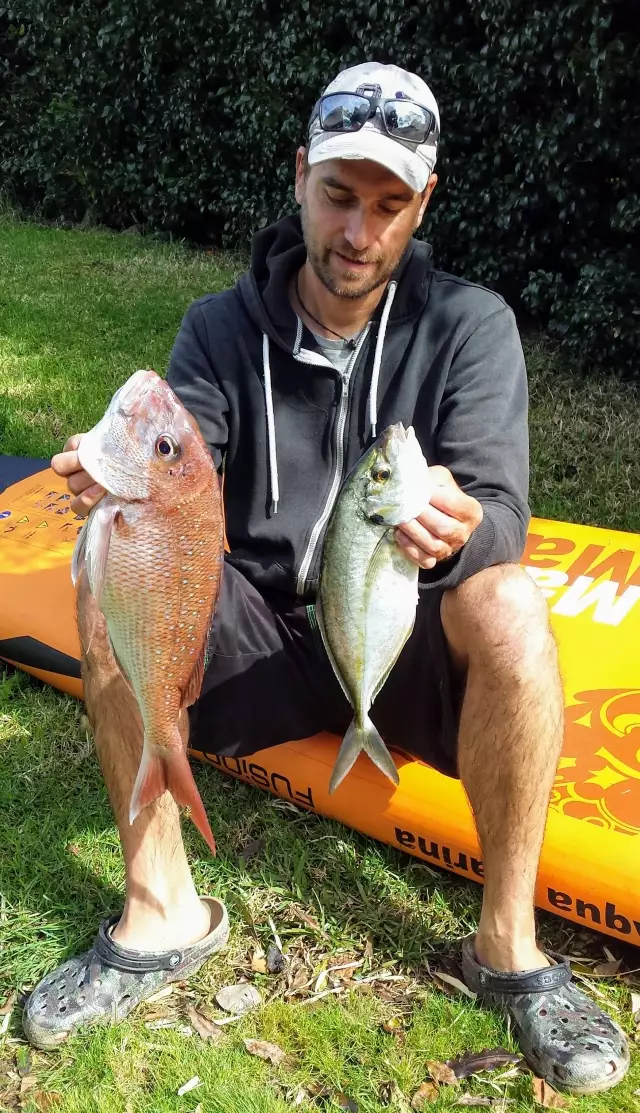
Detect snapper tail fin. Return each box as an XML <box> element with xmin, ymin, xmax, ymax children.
<box><xmin>130</xmin><ymin>736</ymin><xmax>216</xmax><ymax>854</ymax></box>
<box><xmin>328</xmin><ymin>714</ymin><xmax>399</xmax><ymax>794</ymax></box>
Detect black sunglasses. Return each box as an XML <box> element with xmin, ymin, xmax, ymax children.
<box><xmin>310</xmin><ymin>91</ymin><xmax>439</xmax><ymax>147</ymax></box>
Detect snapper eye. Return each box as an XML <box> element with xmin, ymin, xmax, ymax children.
<box><xmin>155</xmin><ymin>434</ymin><xmax>180</xmax><ymax>460</ymax></box>
<box><xmin>371</xmin><ymin>463</ymin><xmax>391</xmax><ymax>482</ymax></box>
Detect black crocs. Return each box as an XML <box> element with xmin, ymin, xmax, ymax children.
<box><xmin>461</xmin><ymin>937</ymin><xmax>630</xmax><ymax>1095</ymax></box>
<box><xmin>23</xmin><ymin>897</ymin><xmax>229</xmax><ymax>1050</ymax></box>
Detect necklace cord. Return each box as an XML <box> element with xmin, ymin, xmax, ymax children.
<box><xmin>294</xmin><ymin>272</ymin><xmax>362</xmax><ymax>349</ymax></box>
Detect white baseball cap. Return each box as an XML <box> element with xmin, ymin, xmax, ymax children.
<box><xmin>307</xmin><ymin>62</ymin><xmax>440</xmax><ymax>193</ymax></box>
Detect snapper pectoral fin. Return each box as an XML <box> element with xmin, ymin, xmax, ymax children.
<box><xmin>329</xmin><ymin>715</ymin><xmax>399</xmax><ymax>794</ymax></box>
<box><xmin>130</xmin><ymin>738</ymin><xmax>216</xmax><ymax>854</ymax></box>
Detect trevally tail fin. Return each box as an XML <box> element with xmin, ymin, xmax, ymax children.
<box><xmin>329</xmin><ymin>715</ymin><xmax>399</xmax><ymax>794</ymax></box>
<box><xmin>129</xmin><ymin>736</ymin><xmax>216</xmax><ymax>854</ymax></box>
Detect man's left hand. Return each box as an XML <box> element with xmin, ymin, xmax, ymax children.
<box><xmin>395</xmin><ymin>466</ymin><xmax>483</xmax><ymax>570</ymax></box>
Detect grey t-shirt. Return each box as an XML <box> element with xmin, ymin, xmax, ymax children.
<box><xmin>310</xmin><ymin>330</ymin><xmax>355</xmax><ymax>376</ymax></box>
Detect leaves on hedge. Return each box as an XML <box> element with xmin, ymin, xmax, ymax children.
<box><xmin>1</xmin><ymin>0</ymin><xmax>637</xmax><ymax>373</ymax></box>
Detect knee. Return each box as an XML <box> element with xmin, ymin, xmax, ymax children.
<box><xmin>442</xmin><ymin>563</ymin><xmax>555</xmax><ymax>672</ymax></box>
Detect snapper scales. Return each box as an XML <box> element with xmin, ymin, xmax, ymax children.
<box><xmin>72</xmin><ymin>369</ymin><xmax>223</xmax><ymax>852</ymax></box>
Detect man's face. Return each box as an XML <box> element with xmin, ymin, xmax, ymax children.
<box><xmin>295</xmin><ymin>151</ymin><xmax>437</xmax><ymax>300</ymax></box>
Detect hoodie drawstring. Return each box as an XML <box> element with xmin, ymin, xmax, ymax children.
<box><xmin>368</xmin><ymin>280</ymin><xmax>397</xmax><ymax>438</ymax></box>
<box><xmin>262</xmin><ymin>278</ymin><xmax>397</xmax><ymax>513</ymax></box>
<box><xmin>262</xmin><ymin>332</ymin><xmax>279</xmax><ymax>514</ymax></box>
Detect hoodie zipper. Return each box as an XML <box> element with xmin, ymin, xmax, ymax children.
<box><xmin>294</xmin><ymin>325</ymin><xmax>371</xmax><ymax>597</ymax></box>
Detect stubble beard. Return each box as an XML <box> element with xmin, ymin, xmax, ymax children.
<box><xmin>300</xmin><ymin>202</ymin><xmax>411</xmax><ymax>301</ymax></box>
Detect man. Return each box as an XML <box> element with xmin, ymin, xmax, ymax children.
<box><xmin>28</xmin><ymin>62</ymin><xmax>628</xmax><ymax>1094</ymax></box>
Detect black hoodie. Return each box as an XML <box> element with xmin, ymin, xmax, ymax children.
<box><xmin>166</xmin><ymin>214</ymin><xmax>530</xmax><ymax>602</ymax></box>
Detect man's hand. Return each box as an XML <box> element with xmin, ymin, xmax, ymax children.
<box><xmin>50</xmin><ymin>434</ymin><xmax>105</xmax><ymax>518</ymax></box>
<box><xmin>395</xmin><ymin>465</ymin><xmax>483</xmax><ymax>570</ymax></box>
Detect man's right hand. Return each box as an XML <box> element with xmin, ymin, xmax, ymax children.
<box><xmin>50</xmin><ymin>434</ymin><xmax>105</xmax><ymax>517</ymax></box>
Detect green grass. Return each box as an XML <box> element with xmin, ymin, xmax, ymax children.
<box><xmin>1</xmin><ymin>212</ymin><xmax>640</xmax><ymax>1112</ymax></box>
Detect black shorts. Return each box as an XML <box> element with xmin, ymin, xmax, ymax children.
<box><xmin>188</xmin><ymin>561</ymin><xmax>465</xmax><ymax>779</ymax></box>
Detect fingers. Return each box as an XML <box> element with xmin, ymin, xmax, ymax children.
<box><xmin>395</xmin><ymin>467</ymin><xmax>483</xmax><ymax>570</ymax></box>
<box><xmin>429</xmin><ymin>479</ymin><xmax>483</xmax><ymax>526</ymax></box>
<box><xmin>50</xmin><ymin>433</ymin><xmax>85</xmax><ymax>475</ymax></box>
<box><xmin>50</xmin><ymin>433</ymin><xmax>104</xmax><ymax>517</ymax></box>
<box><xmin>50</xmin><ymin>448</ymin><xmax>80</xmax><ymax>477</ymax></box>
<box><xmin>412</xmin><ymin>503</ymin><xmax>474</xmax><ymax>552</ymax></box>
<box><xmin>395</xmin><ymin>530</ymin><xmax>437</xmax><ymax>570</ymax></box>
<box><xmin>70</xmin><ymin>484</ymin><xmax>105</xmax><ymax>518</ymax></box>
<box><xmin>396</xmin><ymin>521</ymin><xmax>444</xmax><ymax>569</ymax></box>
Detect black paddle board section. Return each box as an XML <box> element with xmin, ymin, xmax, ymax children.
<box><xmin>0</xmin><ymin>456</ymin><xmax>48</xmax><ymax>495</ymax></box>
<box><xmin>0</xmin><ymin>636</ymin><xmax>82</xmax><ymax>679</ymax></box>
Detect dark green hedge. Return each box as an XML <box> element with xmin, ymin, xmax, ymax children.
<box><xmin>2</xmin><ymin>1</ymin><xmax>638</xmax><ymax>374</ymax></box>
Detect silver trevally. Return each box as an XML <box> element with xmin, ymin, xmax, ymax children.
<box><xmin>316</xmin><ymin>423</ymin><xmax>432</xmax><ymax>794</ymax></box>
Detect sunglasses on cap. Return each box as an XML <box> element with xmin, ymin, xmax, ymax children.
<box><xmin>309</xmin><ymin>90</ymin><xmax>439</xmax><ymax>147</ymax></box>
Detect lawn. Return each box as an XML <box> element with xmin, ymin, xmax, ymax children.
<box><xmin>1</xmin><ymin>210</ymin><xmax>639</xmax><ymax>1113</ymax></box>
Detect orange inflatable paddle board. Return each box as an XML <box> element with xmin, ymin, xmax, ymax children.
<box><xmin>2</xmin><ymin>459</ymin><xmax>640</xmax><ymax>944</ymax></box>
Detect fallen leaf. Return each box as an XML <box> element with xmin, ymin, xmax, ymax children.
<box><xmin>251</xmin><ymin>947</ymin><xmax>268</xmax><ymax>975</ymax></box>
<box><xmin>66</xmin><ymin>843</ymin><xmax>80</xmax><ymax>857</ymax></box>
<box><xmin>32</xmin><ymin>1094</ymin><xmax>63</xmax><ymax>1110</ymax></box>
<box><xmin>0</xmin><ymin>991</ymin><xmax>17</xmax><ymax>1015</ymax></box>
<box><xmin>632</xmin><ymin>992</ymin><xmax>640</xmax><ymax>1021</ymax></box>
<box><xmin>426</xmin><ymin>1060</ymin><xmax>458</xmax><ymax>1085</ymax></box>
<box><xmin>378</xmin><ymin>1080</ymin><xmax>411</xmax><ymax>1108</ymax></box>
<box><xmin>238</xmin><ymin>836</ymin><xmax>265</xmax><ymax>863</ymax></box>
<box><xmin>335</xmin><ymin>1094</ymin><xmax>358</xmax><ymax>1112</ymax></box>
<box><xmin>364</xmin><ymin>937</ymin><xmax>374</xmax><ymax>965</ymax></box>
<box><xmin>267</xmin><ymin>944</ymin><xmax>286</xmax><ymax>974</ymax></box>
<box><xmin>382</xmin><ymin>1016</ymin><xmax>405</xmax><ymax>1033</ymax></box>
<box><xmin>603</xmin><ymin>945</ymin><xmax>617</xmax><ymax>962</ymax></box>
<box><xmin>447</xmin><ymin>1048</ymin><xmax>522</xmax><ymax>1078</ymax></box>
<box><xmin>307</xmin><ymin>1083</ymin><xmax>331</xmax><ymax>1099</ymax></box>
<box><xmin>15</xmin><ymin>1046</ymin><xmax>32</xmax><ymax>1077</ymax></box>
<box><xmin>532</xmin><ymin>1077</ymin><xmax>569</xmax><ymax>1108</ymax></box>
<box><xmin>594</xmin><ymin>959</ymin><xmax>622</xmax><ymax>977</ymax></box>
<box><xmin>411</xmin><ymin>1082</ymin><xmax>439</xmax><ymax>1108</ymax></box>
<box><xmin>289</xmin><ymin>1087</ymin><xmax>311</xmax><ymax>1106</ymax></box>
<box><xmin>287</xmin><ymin>904</ymin><xmax>322</xmax><ymax>932</ymax></box>
<box><xmin>145</xmin><ymin>985</ymin><xmax>175</xmax><ymax>1004</ymax></box>
<box><xmin>289</xmin><ymin>966</ymin><xmax>312</xmax><ymax>993</ymax></box>
<box><xmin>456</xmin><ymin>1099</ymin><xmax>514</xmax><ymax>1108</ymax></box>
<box><xmin>20</xmin><ymin>1075</ymin><xmax>38</xmax><ymax>1095</ymax></box>
<box><xmin>177</xmin><ymin>1076</ymin><xmax>201</xmax><ymax>1097</ymax></box>
<box><xmin>432</xmin><ymin>970</ymin><xmax>477</xmax><ymax>999</ymax></box>
<box><xmin>568</xmin><ymin>960</ymin><xmax>596</xmax><ymax>976</ymax></box>
<box><xmin>244</xmin><ymin>1038</ymin><xmax>288</xmax><ymax>1066</ymax></box>
<box><xmin>185</xmin><ymin>1005</ymin><xmax>223</xmax><ymax>1042</ymax></box>
<box><xmin>455</xmin><ymin>1101</ymin><xmax>493</xmax><ymax>1108</ymax></box>
<box><xmin>379</xmin><ymin>1080</ymin><xmax>397</xmax><ymax>1105</ymax></box>
<box><xmin>143</xmin><ymin>1007</ymin><xmax>171</xmax><ymax>1023</ymax></box>
<box><xmin>216</xmin><ymin>982</ymin><xmax>261</xmax><ymax>1015</ymax></box>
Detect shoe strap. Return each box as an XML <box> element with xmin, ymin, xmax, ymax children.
<box><xmin>91</xmin><ymin>915</ymin><xmax>184</xmax><ymax>974</ymax></box>
<box><xmin>475</xmin><ymin>950</ymin><xmax>572</xmax><ymax>995</ymax></box>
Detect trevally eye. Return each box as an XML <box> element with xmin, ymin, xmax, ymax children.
<box><xmin>155</xmin><ymin>434</ymin><xmax>180</xmax><ymax>460</ymax></box>
<box><xmin>371</xmin><ymin>464</ymin><xmax>391</xmax><ymax>482</ymax></box>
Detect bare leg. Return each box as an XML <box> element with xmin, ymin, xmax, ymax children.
<box><xmin>78</xmin><ymin>574</ymin><xmax>211</xmax><ymax>952</ymax></box>
<box><xmin>441</xmin><ymin>563</ymin><xmax>565</xmax><ymax>972</ymax></box>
